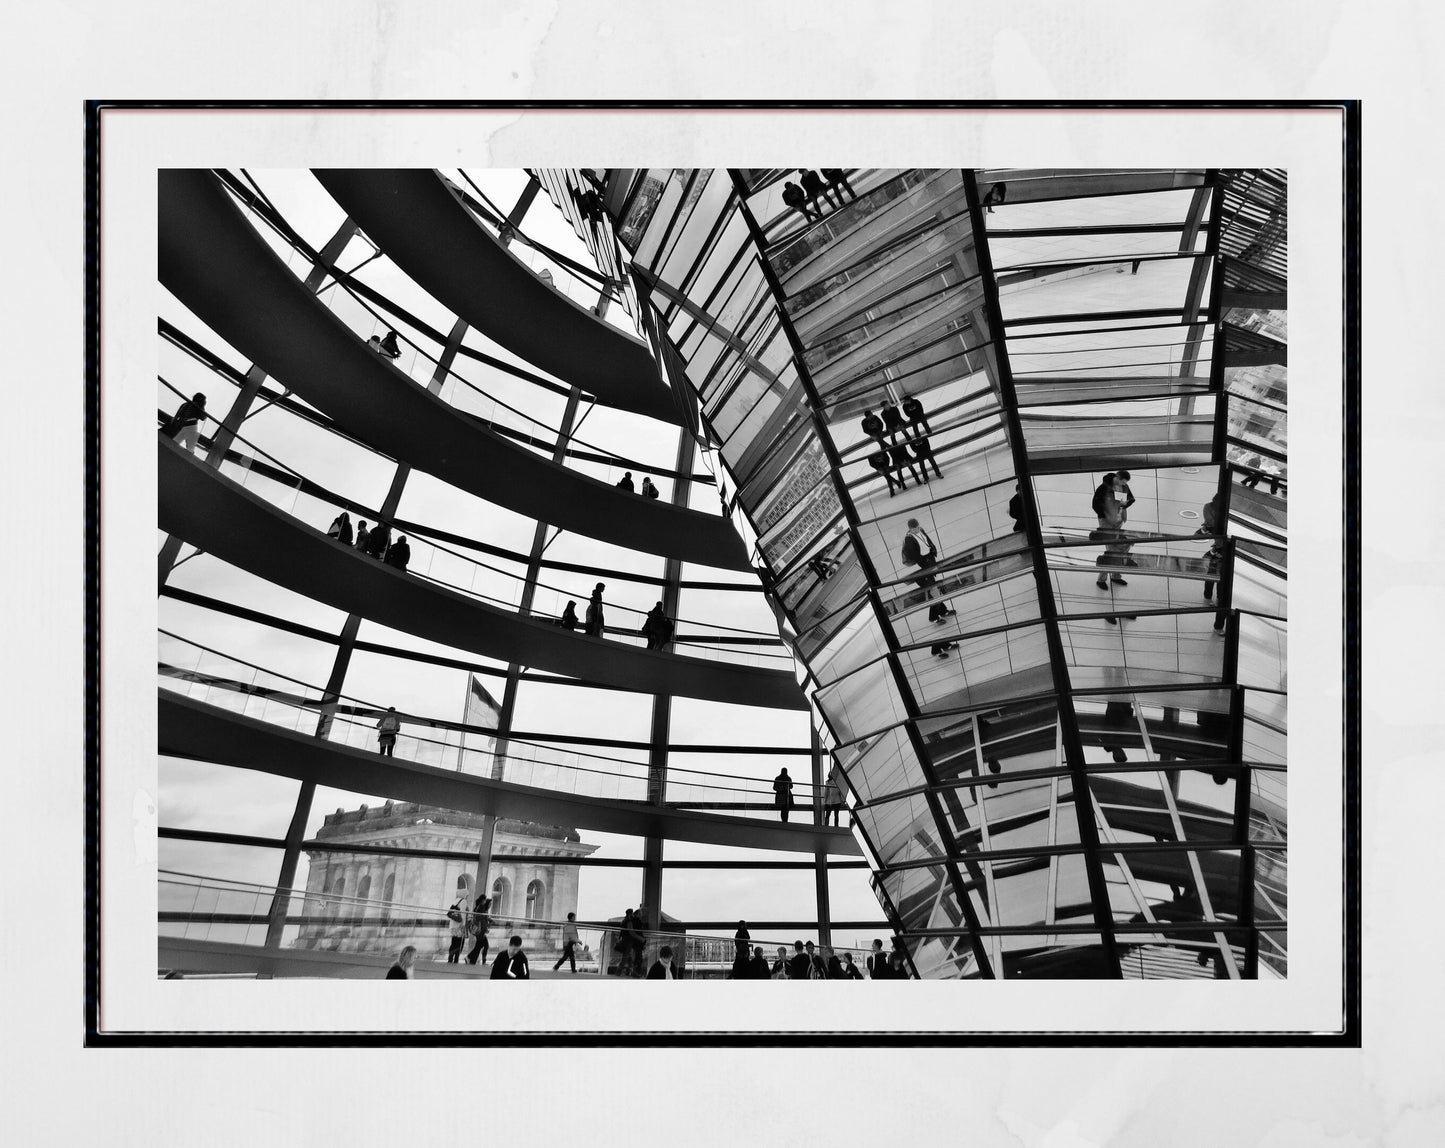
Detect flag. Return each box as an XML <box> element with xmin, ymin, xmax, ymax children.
<box><xmin>457</xmin><ymin>674</ymin><xmax>501</xmax><ymax>773</ymax></box>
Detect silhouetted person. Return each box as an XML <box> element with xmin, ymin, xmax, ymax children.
<box><xmin>642</xmin><ymin>602</ymin><xmax>674</xmax><ymax>650</ymax></box>
<box><xmin>1008</xmin><ymin>483</ymin><xmax>1025</xmax><ymax>533</ymax></box>
<box><xmin>734</xmin><ymin>921</ymin><xmax>752</xmax><ymax>963</ymax></box>
<box><xmin>861</xmin><ymin>408</ymin><xmax>888</xmax><ymax>444</ymax></box>
<box><xmin>490</xmin><ymin>935</ymin><xmax>530</xmax><ymax>980</ymax></box>
<box><xmin>889</xmin><ymin>442</ymin><xmax>925</xmax><ymax>487</ymax></box>
<box><xmin>354</xmin><ymin>520</ymin><xmax>370</xmax><ymax>553</ymax></box>
<box><xmin>367</xmin><ymin>522</ymin><xmax>391</xmax><ymax>560</ymax></box>
<box><xmin>888</xmin><ymin>950</ymin><xmax>908</xmax><ymax>979</ymax></box>
<box><xmin>982</xmin><ymin>182</ymin><xmax>1007</xmax><ymax>213</ymax></box>
<box><xmin>825</xmin><ymin>948</ymin><xmax>844</xmax><ymax>980</ymax></box>
<box><xmin>168</xmin><ymin>392</ymin><xmax>207</xmax><ymax>453</ymax></box>
<box><xmin>802</xmin><ymin>941</ymin><xmax>827</xmax><ymax>979</ymax></box>
<box><xmin>880</xmin><ymin>401</ymin><xmax>907</xmax><ymax>439</ymax></box>
<box><xmin>901</xmin><ymin>394</ymin><xmax>930</xmax><ymax>434</ymax></box>
<box><xmin>584</xmin><ymin>583</ymin><xmax>606</xmax><ymax>638</ymax></box>
<box><xmin>553</xmin><ymin>912</ymin><xmax>581</xmax><ymax>973</ymax></box>
<box><xmin>841</xmin><ymin>952</ymin><xmax>864</xmax><ymax>980</ymax></box>
<box><xmin>617</xmin><ymin>908</ymin><xmax>644</xmax><ymax>977</ymax></box>
<box><xmin>1198</xmin><ymin>494</ymin><xmax>1223</xmax><ymax>602</ymax></box>
<box><xmin>787</xmin><ymin>941</ymin><xmax>811</xmax><ymax>979</ymax></box>
<box><xmin>376</xmin><ymin>706</ymin><xmax>399</xmax><ymax>757</ymax></box>
<box><xmin>641</xmin><ymin>476</ymin><xmax>659</xmax><ymax>499</ymax></box>
<box><xmin>467</xmin><ymin>894</ymin><xmax>491</xmax><ymax>965</ymax></box>
<box><xmin>749</xmin><ymin>946</ymin><xmax>771</xmax><ymax>980</ymax></box>
<box><xmin>822</xmin><ymin>168</ymin><xmax>856</xmax><ymax>202</ymax></box>
<box><xmin>799</xmin><ymin>169</ymin><xmax>833</xmax><ymax>211</ymax></box>
<box><xmin>647</xmin><ymin>944</ymin><xmax>678</xmax><ymax>980</ymax></box>
<box><xmin>870</xmin><ymin>448</ymin><xmax>903</xmax><ymax>496</ymax></box>
<box><xmin>327</xmin><ymin>511</ymin><xmax>353</xmax><ymax>546</ymax></box>
<box><xmin>384</xmin><ymin>535</ymin><xmax>410</xmax><ymax>572</ymax></box>
<box><xmin>616</xmin><ymin>471</ymin><xmax>635</xmax><ymax>493</ymax></box>
<box><xmin>367</xmin><ymin>335</ymin><xmax>387</xmax><ymax>355</ymax></box>
<box><xmin>558</xmin><ymin>600</ymin><xmax>579</xmax><ymax>630</ymax></box>
<box><xmin>379</xmin><ymin>329</ymin><xmax>401</xmax><ymax>358</ymax></box>
<box><xmin>824</xmin><ymin>764</ymin><xmax>846</xmax><ymax>826</ymax></box>
<box><xmin>773</xmin><ymin>767</ymin><xmax>795</xmax><ymax>822</ymax></box>
<box><xmin>911</xmin><ymin>437</ymin><xmax>943</xmax><ymax>480</ymax></box>
<box><xmin>781</xmin><ymin>180</ymin><xmax>817</xmax><ymax>222</ymax></box>
<box><xmin>867</xmin><ymin>939</ymin><xmax>890</xmax><ymax>979</ymax></box>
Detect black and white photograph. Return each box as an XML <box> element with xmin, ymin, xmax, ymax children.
<box><xmin>153</xmin><ymin>164</ymin><xmax>1292</xmax><ymax>993</ymax></box>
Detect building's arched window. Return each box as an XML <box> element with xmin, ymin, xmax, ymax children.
<box><xmin>382</xmin><ymin>872</ymin><xmax>396</xmax><ymax>922</ymax></box>
<box><xmin>491</xmin><ymin>876</ymin><xmax>511</xmax><ymax>920</ymax></box>
<box><xmin>330</xmin><ymin>876</ymin><xmax>345</xmax><ymax>920</ymax></box>
<box><xmin>357</xmin><ymin>873</ymin><xmax>371</xmax><ymax>905</ymax></box>
<box><xmin>526</xmin><ymin>879</ymin><xmax>545</xmax><ymax>921</ymax></box>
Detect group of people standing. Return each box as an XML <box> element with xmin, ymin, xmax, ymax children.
<box><xmin>366</xmin><ymin>329</ymin><xmax>402</xmax><ymax>360</ymax></box>
<box><xmin>327</xmin><ymin>510</ymin><xmax>411</xmax><ymax>572</ymax></box>
<box><xmin>556</xmin><ymin>583</ymin><xmax>675</xmax><ymax>651</ymax></box>
<box><xmin>863</xmin><ymin>396</ymin><xmax>942</xmax><ymax>497</ymax></box>
<box><xmin>771</xmin><ymin>765</ymin><xmax>847</xmax><ymax>824</ymax></box>
<box><xmin>781</xmin><ymin>169</ymin><xmax>857</xmax><ymax>222</ymax></box>
<box><xmin>614</xmin><ymin>471</ymin><xmax>661</xmax><ymax>500</ymax></box>
<box><xmin>733</xmin><ymin>937</ymin><xmax>906</xmax><ymax>980</ymax></box>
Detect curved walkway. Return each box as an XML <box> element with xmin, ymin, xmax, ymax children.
<box><xmin>160</xmin><ymin>437</ymin><xmax>808</xmax><ymax>711</ymax></box>
<box><xmin>157</xmin><ymin>169</ymin><xmax>749</xmax><ymax>571</ymax></box>
<box><xmin>161</xmin><ymin>692</ymin><xmax>859</xmax><ymax>856</ymax></box>
<box><xmin>313</xmin><ymin>168</ymin><xmax>680</xmax><ymax>423</ymax></box>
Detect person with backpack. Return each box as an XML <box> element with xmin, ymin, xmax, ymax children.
<box><xmin>557</xmin><ymin>600</ymin><xmax>580</xmax><ymax>631</ymax></box>
<box><xmin>445</xmin><ymin>896</ymin><xmax>468</xmax><ymax>963</ymax></box>
<box><xmin>641</xmin><ymin>602</ymin><xmax>674</xmax><ymax>651</ymax></box>
<box><xmin>615</xmin><ymin>471</ymin><xmax>635</xmax><ymax>493</ymax></box>
<box><xmin>166</xmin><ymin>392</ymin><xmax>207</xmax><ymax>453</ymax></box>
<box><xmin>375</xmin><ymin>707</ymin><xmax>400</xmax><ymax>757</ymax></box>
<box><xmin>327</xmin><ymin>511</ymin><xmax>353</xmax><ymax>546</ymax></box>
<box><xmin>366</xmin><ymin>522</ymin><xmax>391</xmax><ymax>560</ymax></box>
<box><xmin>378</xmin><ymin>329</ymin><xmax>401</xmax><ymax>359</ymax></box>
<box><xmin>641</xmin><ymin>476</ymin><xmax>660</xmax><ymax>499</ymax></box>
<box><xmin>901</xmin><ymin>519</ymin><xmax>955</xmax><ymax>636</ymax></box>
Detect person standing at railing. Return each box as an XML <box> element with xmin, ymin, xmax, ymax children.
<box><xmin>553</xmin><ymin>912</ymin><xmax>581</xmax><ymax>974</ymax></box>
<box><xmin>165</xmin><ymin>392</ymin><xmax>207</xmax><ymax>453</ymax></box>
<box><xmin>378</xmin><ymin>329</ymin><xmax>401</xmax><ymax>359</ymax></box>
<box><xmin>383</xmin><ymin>535</ymin><xmax>410</xmax><ymax>573</ymax></box>
<box><xmin>642</xmin><ymin>603</ymin><xmax>674</xmax><ymax>651</ymax></box>
<box><xmin>615</xmin><ymin>471</ymin><xmax>635</xmax><ymax>493</ymax></box>
<box><xmin>749</xmin><ymin>946</ymin><xmax>772</xmax><ymax>980</ymax></box>
<box><xmin>734</xmin><ymin>920</ymin><xmax>752</xmax><ymax>964</ymax></box>
<box><xmin>646</xmin><ymin>944</ymin><xmax>677</xmax><ymax>980</ymax></box>
<box><xmin>641</xmin><ymin>476</ymin><xmax>660</xmax><ymax>500</ymax></box>
<box><xmin>367</xmin><ymin>522</ymin><xmax>391</xmax><ymax>561</ymax></box>
<box><xmin>824</xmin><ymin>766</ymin><xmax>846</xmax><ymax>827</ymax></box>
<box><xmin>823</xmin><ymin>947</ymin><xmax>845</xmax><ymax>980</ymax></box>
<box><xmin>771</xmin><ymin>946</ymin><xmax>791</xmax><ymax>979</ymax></box>
<box><xmin>585</xmin><ymin>583</ymin><xmax>607</xmax><ymax>639</ymax></box>
<box><xmin>773</xmin><ymin>768</ymin><xmax>795</xmax><ymax>823</ymax></box>
<box><xmin>376</xmin><ymin>707</ymin><xmax>400</xmax><ymax>757</ymax></box>
<box><xmin>327</xmin><ymin>511</ymin><xmax>353</xmax><ymax>546</ymax></box>
<box><xmin>822</xmin><ymin>169</ymin><xmax>857</xmax><ymax>203</ymax></box>
<box><xmin>355</xmin><ymin>520</ymin><xmax>370</xmax><ymax>554</ymax></box>
<box><xmin>866</xmin><ymin>938</ymin><xmax>890</xmax><ymax>980</ymax></box>
<box><xmin>617</xmin><ymin>907</ymin><xmax>645</xmax><ymax>977</ymax></box>
<box><xmin>387</xmin><ymin>945</ymin><xmax>417</xmax><ymax>979</ymax></box>
<box><xmin>1008</xmin><ymin>483</ymin><xmax>1026</xmax><ymax>534</ymax></box>
<box><xmin>490</xmin><ymin>935</ymin><xmax>530</xmax><ymax>980</ymax></box>
<box><xmin>446</xmin><ymin>897</ymin><xmax>468</xmax><ymax>963</ymax></box>
<box><xmin>557</xmin><ymin>600</ymin><xmax>580</xmax><ymax>631</ymax></box>
<box><xmin>841</xmin><ymin>952</ymin><xmax>865</xmax><ymax>980</ymax></box>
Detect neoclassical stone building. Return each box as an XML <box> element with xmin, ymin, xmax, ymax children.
<box><xmin>295</xmin><ymin>802</ymin><xmax>597</xmax><ymax>960</ymax></box>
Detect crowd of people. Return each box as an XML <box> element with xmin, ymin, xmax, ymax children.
<box><xmin>863</xmin><ymin>396</ymin><xmax>942</xmax><ymax>497</ymax></box>
<box><xmin>781</xmin><ymin>169</ymin><xmax>858</xmax><ymax>223</ymax></box>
